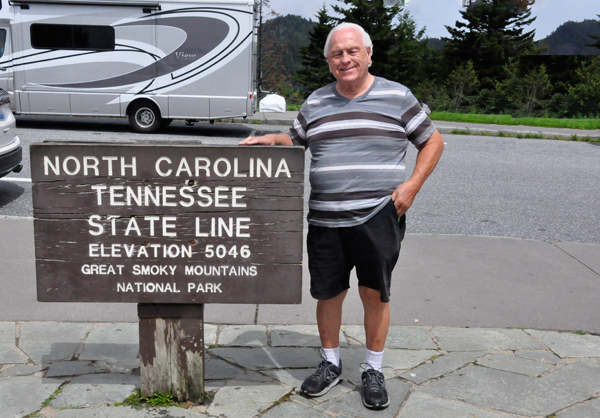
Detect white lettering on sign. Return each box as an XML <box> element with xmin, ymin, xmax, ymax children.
<box><xmin>42</xmin><ymin>155</ymin><xmax>291</xmax><ymax>178</ymax></box>
<box><xmin>90</xmin><ymin>185</ymin><xmax>247</xmax><ymax>208</ymax></box>
<box><xmin>132</xmin><ymin>265</ymin><xmax>177</xmax><ymax>276</ymax></box>
<box><xmin>89</xmin><ymin>243</ymin><xmax>192</xmax><ymax>258</ymax></box>
<box><xmin>117</xmin><ymin>282</ymin><xmax>181</xmax><ymax>293</ymax></box>
<box><xmin>195</xmin><ymin>217</ymin><xmax>251</xmax><ymax>238</ymax></box>
<box><xmin>87</xmin><ymin>215</ymin><xmax>180</xmax><ymax>237</ymax></box>
<box><xmin>187</xmin><ymin>282</ymin><xmax>222</xmax><ymax>293</ymax></box>
<box><xmin>153</xmin><ymin>157</ymin><xmax>291</xmax><ymax>179</ymax></box>
<box><xmin>81</xmin><ymin>264</ymin><xmax>124</xmax><ymax>275</ymax></box>
<box><xmin>43</xmin><ymin>155</ymin><xmax>137</xmax><ymax>176</ymax></box>
<box><xmin>184</xmin><ymin>265</ymin><xmax>257</xmax><ymax>276</ymax></box>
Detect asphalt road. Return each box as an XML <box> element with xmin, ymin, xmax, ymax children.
<box><xmin>2</xmin><ymin>115</ymin><xmax>600</xmax><ymax>245</ymax></box>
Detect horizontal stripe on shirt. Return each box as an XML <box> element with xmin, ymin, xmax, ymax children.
<box><xmin>308</xmin><ymin>111</ymin><xmax>404</xmax><ymax>130</ymax></box>
<box><xmin>309</xmin><ymin>196</ymin><xmax>389</xmax><ymax>211</ymax></box>
<box><xmin>308</xmin><ymin>127</ymin><xmax>406</xmax><ymax>142</ymax></box>
<box><xmin>310</xmin><ymin>189</ymin><xmax>392</xmax><ymax>201</ymax></box>
<box><xmin>307</xmin><ymin>120</ymin><xmax>405</xmax><ymax>139</ymax></box>
<box><xmin>310</xmin><ymin>164</ymin><xmax>405</xmax><ymax>173</ymax></box>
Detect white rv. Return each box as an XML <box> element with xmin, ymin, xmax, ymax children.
<box><xmin>0</xmin><ymin>0</ymin><xmax>258</xmax><ymax>132</ymax></box>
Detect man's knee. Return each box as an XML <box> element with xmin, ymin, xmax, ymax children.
<box><xmin>359</xmin><ymin>286</ymin><xmax>388</xmax><ymax>311</ymax></box>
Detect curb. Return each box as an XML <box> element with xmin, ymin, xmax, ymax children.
<box><xmin>436</xmin><ymin>126</ymin><xmax>600</xmax><ymax>141</ymax></box>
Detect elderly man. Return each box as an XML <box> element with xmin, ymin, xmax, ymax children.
<box><xmin>240</xmin><ymin>22</ymin><xmax>444</xmax><ymax>410</ymax></box>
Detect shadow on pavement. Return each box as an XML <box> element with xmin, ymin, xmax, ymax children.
<box><xmin>0</xmin><ymin>181</ymin><xmax>25</xmax><ymax>208</ymax></box>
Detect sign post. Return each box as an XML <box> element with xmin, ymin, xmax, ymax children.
<box><xmin>31</xmin><ymin>142</ymin><xmax>305</xmax><ymax>401</ymax></box>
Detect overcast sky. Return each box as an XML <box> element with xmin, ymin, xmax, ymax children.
<box><xmin>267</xmin><ymin>0</ymin><xmax>600</xmax><ymax>40</ymax></box>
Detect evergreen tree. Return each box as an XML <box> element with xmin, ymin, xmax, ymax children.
<box><xmin>294</xmin><ymin>6</ymin><xmax>335</xmax><ymax>95</ymax></box>
<box><xmin>567</xmin><ymin>57</ymin><xmax>600</xmax><ymax>117</ymax></box>
<box><xmin>443</xmin><ymin>0</ymin><xmax>538</xmax><ymax>88</ymax></box>
<box><xmin>588</xmin><ymin>15</ymin><xmax>600</xmax><ymax>50</ymax></box>
<box><xmin>331</xmin><ymin>0</ymin><xmax>427</xmax><ymax>87</ymax></box>
<box><xmin>447</xmin><ymin>60</ymin><xmax>479</xmax><ymax>112</ymax></box>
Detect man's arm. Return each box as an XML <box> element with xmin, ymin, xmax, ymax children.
<box><xmin>239</xmin><ymin>133</ymin><xmax>293</xmax><ymax>146</ymax></box>
<box><xmin>391</xmin><ymin>129</ymin><xmax>444</xmax><ymax>217</ymax></box>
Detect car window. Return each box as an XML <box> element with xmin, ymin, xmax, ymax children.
<box><xmin>0</xmin><ymin>30</ymin><xmax>5</xmax><ymax>58</ymax></box>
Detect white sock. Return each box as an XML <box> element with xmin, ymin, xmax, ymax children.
<box><xmin>323</xmin><ymin>347</ymin><xmax>340</xmax><ymax>367</ymax></box>
<box><xmin>365</xmin><ymin>348</ymin><xmax>384</xmax><ymax>371</ymax></box>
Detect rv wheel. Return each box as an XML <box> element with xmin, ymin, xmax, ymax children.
<box><xmin>129</xmin><ymin>101</ymin><xmax>161</xmax><ymax>133</ymax></box>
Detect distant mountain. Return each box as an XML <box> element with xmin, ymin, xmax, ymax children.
<box><xmin>260</xmin><ymin>14</ymin><xmax>314</xmax><ymax>92</ymax></box>
<box><xmin>539</xmin><ymin>19</ymin><xmax>600</xmax><ymax>55</ymax></box>
<box><xmin>426</xmin><ymin>38</ymin><xmax>445</xmax><ymax>51</ymax></box>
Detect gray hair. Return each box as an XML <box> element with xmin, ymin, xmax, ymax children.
<box><xmin>323</xmin><ymin>23</ymin><xmax>374</xmax><ymax>59</ymax></box>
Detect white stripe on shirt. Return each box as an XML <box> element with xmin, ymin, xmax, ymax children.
<box><xmin>310</xmin><ymin>164</ymin><xmax>405</xmax><ymax>172</ymax></box>
<box><xmin>307</xmin><ymin>119</ymin><xmax>404</xmax><ymax>138</ymax></box>
<box><xmin>405</xmin><ymin>110</ymin><xmax>427</xmax><ymax>135</ymax></box>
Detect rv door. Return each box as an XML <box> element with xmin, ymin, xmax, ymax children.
<box><xmin>0</xmin><ymin>24</ymin><xmax>14</xmax><ymax>108</ymax></box>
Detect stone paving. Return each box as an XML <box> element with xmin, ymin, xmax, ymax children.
<box><xmin>0</xmin><ymin>322</ymin><xmax>599</xmax><ymax>418</ymax></box>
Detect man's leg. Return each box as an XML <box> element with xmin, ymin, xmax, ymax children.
<box><xmin>359</xmin><ymin>286</ymin><xmax>389</xmax><ymax>352</ymax></box>
<box><xmin>317</xmin><ymin>289</ymin><xmax>348</xmax><ymax>348</ymax></box>
<box><xmin>302</xmin><ymin>224</ymin><xmax>348</xmax><ymax>398</ymax></box>
<box><xmin>359</xmin><ymin>285</ymin><xmax>391</xmax><ymax>410</ymax></box>
<box><xmin>300</xmin><ymin>290</ymin><xmax>347</xmax><ymax>397</ymax></box>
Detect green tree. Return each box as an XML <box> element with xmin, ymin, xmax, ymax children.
<box><xmin>331</xmin><ymin>0</ymin><xmax>427</xmax><ymax>87</ymax></box>
<box><xmin>493</xmin><ymin>60</ymin><xmax>551</xmax><ymax>116</ymax></box>
<box><xmin>588</xmin><ymin>15</ymin><xmax>600</xmax><ymax>50</ymax></box>
<box><xmin>294</xmin><ymin>5</ymin><xmax>336</xmax><ymax>95</ymax></box>
<box><xmin>567</xmin><ymin>57</ymin><xmax>600</xmax><ymax>117</ymax></box>
<box><xmin>443</xmin><ymin>0</ymin><xmax>538</xmax><ymax>88</ymax></box>
<box><xmin>447</xmin><ymin>60</ymin><xmax>479</xmax><ymax>112</ymax></box>
<box><xmin>519</xmin><ymin>65</ymin><xmax>552</xmax><ymax>117</ymax></box>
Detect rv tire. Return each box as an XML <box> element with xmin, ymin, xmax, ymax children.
<box><xmin>129</xmin><ymin>101</ymin><xmax>162</xmax><ymax>133</ymax></box>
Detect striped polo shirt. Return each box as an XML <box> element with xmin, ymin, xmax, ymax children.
<box><xmin>289</xmin><ymin>77</ymin><xmax>436</xmax><ymax>228</ymax></box>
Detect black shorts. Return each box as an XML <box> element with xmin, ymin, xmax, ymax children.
<box><xmin>307</xmin><ymin>199</ymin><xmax>406</xmax><ymax>303</ymax></box>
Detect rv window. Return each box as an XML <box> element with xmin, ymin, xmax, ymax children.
<box><xmin>0</xmin><ymin>30</ymin><xmax>5</xmax><ymax>58</ymax></box>
<box><xmin>31</xmin><ymin>24</ymin><xmax>115</xmax><ymax>51</ymax></box>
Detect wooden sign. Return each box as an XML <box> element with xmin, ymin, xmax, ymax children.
<box><xmin>30</xmin><ymin>143</ymin><xmax>305</xmax><ymax>304</ymax></box>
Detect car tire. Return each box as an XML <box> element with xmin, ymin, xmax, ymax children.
<box><xmin>129</xmin><ymin>101</ymin><xmax>162</xmax><ymax>133</ymax></box>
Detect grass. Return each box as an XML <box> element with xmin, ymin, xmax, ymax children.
<box><xmin>449</xmin><ymin>129</ymin><xmax>598</xmax><ymax>142</ymax></box>
<box><xmin>40</xmin><ymin>388</ymin><xmax>62</xmax><ymax>408</ymax></box>
<box><xmin>431</xmin><ymin>112</ymin><xmax>600</xmax><ymax>130</ymax></box>
<box><xmin>573</xmin><ymin>330</ymin><xmax>588</xmax><ymax>335</ymax></box>
<box><xmin>118</xmin><ymin>390</ymin><xmax>179</xmax><ymax>408</ymax></box>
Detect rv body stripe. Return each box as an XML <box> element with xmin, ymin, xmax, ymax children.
<box><xmin>10</xmin><ymin>0</ymin><xmax>161</xmax><ymax>7</ymax></box>
<box><xmin>48</xmin><ymin>14</ymin><xmax>232</xmax><ymax>88</ymax></box>
<box><xmin>147</xmin><ymin>6</ymin><xmax>253</xmax><ymax>17</ymax></box>
<box><xmin>140</xmin><ymin>31</ymin><xmax>251</xmax><ymax>94</ymax></box>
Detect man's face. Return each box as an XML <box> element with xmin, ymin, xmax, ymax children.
<box><xmin>327</xmin><ymin>28</ymin><xmax>372</xmax><ymax>88</ymax></box>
